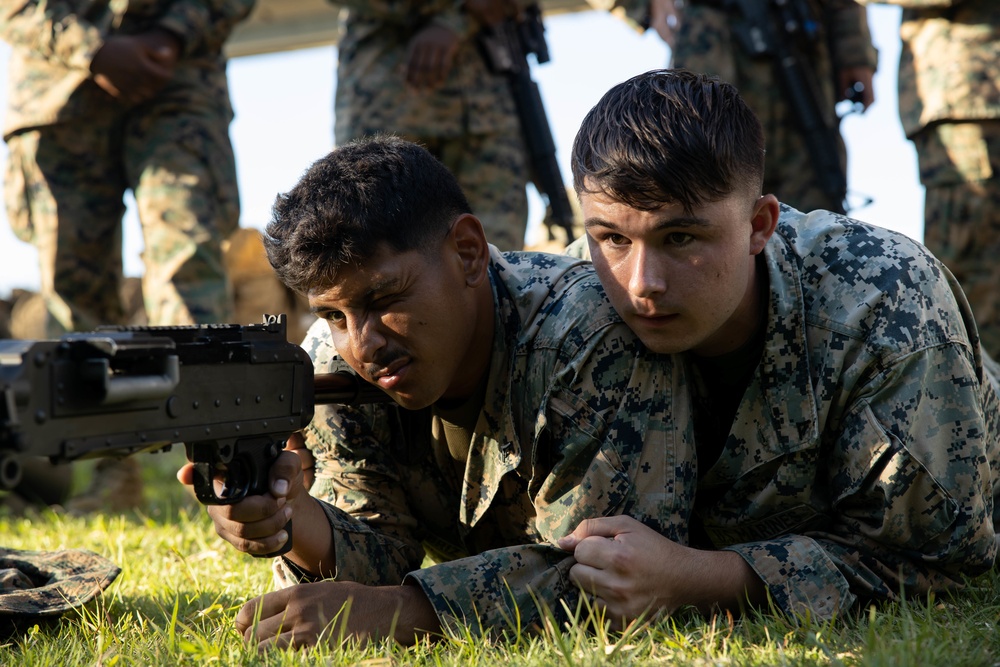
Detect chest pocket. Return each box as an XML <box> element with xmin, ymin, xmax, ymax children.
<box><xmin>527</xmin><ymin>388</ymin><xmax>631</xmax><ymax>542</ymax></box>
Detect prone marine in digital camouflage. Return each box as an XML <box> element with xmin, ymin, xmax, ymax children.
<box><xmin>177</xmin><ymin>135</ymin><xmax>681</xmax><ymax>648</ymax></box>
<box><xmin>559</xmin><ymin>68</ymin><xmax>1000</xmax><ymax>625</ymax></box>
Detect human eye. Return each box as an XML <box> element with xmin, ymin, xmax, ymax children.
<box><xmin>596</xmin><ymin>231</ymin><xmax>630</xmax><ymax>248</ymax></box>
<box><xmin>664</xmin><ymin>231</ymin><xmax>694</xmax><ymax>246</ymax></box>
<box><xmin>370</xmin><ymin>290</ymin><xmax>406</xmax><ymax>314</ymax></box>
<box><xmin>320</xmin><ymin>310</ymin><xmax>347</xmax><ymax>328</ymax></box>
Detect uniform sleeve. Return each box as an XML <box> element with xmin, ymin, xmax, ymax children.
<box><xmin>158</xmin><ymin>0</ymin><xmax>256</xmax><ymax>57</ymax></box>
<box><xmin>273</xmin><ymin>320</ymin><xmax>426</xmax><ymax>586</ymax></box>
<box><xmin>0</xmin><ymin>1</ymin><xmax>106</xmax><ymax>71</ymax></box>
<box><xmin>725</xmin><ymin>343</ymin><xmax>997</xmax><ymax>619</ymax></box>
<box><xmin>407</xmin><ymin>320</ymin><xmax>674</xmax><ymax>634</ymax></box>
<box><xmin>826</xmin><ymin>0</ymin><xmax>879</xmax><ymax>70</ymax></box>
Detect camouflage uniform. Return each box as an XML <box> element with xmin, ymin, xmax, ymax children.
<box><xmin>860</xmin><ymin>0</ymin><xmax>1000</xmax><ymax>359</ymax></box>
<box><xmin>610</xmin><ymin>0</ymin><xmax>877</xmax><ymax>213</ymax></box>
<box><xmin>1</xmin><ymin>0</ymin><xmax>253</xmax><ymax>333</ymax></box>
<box><xmin>329</xmin><ymin>1</ymin><xmax>529</xmax><ymax>251</ymax></box>
<box><xmin>567</xmin><ymin>204</ymin><xmax>999</xmax><ymax>618</ymax></box>
<box><xmin>274</xmin><ymin>248</ymin><xmax>683</xmax><ymax>633</ymax></box>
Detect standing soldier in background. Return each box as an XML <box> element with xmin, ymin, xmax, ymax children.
<box><xmin>329</xmin><ymin>0</ymin><xmax>531</xmax><ymax>251</ymax></box>
<box><xmin>0</xmin><ymin>0</ymin><xmax>254</xmax><ymax>512</ymax></box>
<box><xmin>602</xmin><ymin>0</ymin><xmax>877</xmax><ymax>214</ymax></box>
<box><xmin>859</xmin><ymin>0</ymin><xmax>1000</xmax><ymax>358</ymax></box>
<box><xmin>1</xmin><ymin>0</ymin><xmax>253</xmax><ymax>335</ymax></box>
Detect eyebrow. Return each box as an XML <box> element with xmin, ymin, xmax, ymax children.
<box><xmin>309</xmin><ymin>276</ymin><xmax>405</xmax><ymax>315</ymax></box>
<box><xmin>583</xmin><ymin>214</ymin><xmax>710</xmax><ymax>232</ymax></box>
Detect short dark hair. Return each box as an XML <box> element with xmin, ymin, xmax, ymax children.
<box><xmin>571</xmin><ymin>69</ymin><xmax>765</xmax><ymax>212</ymax></box>
<box><xmin>263</xmin><ymin>135</ymin><xmax>472</xmax><ymax>294</ymax></box>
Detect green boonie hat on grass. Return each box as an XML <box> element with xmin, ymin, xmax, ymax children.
<box><xmin>0</xmin><ymin>547</ymin><xmax>120</xmax><ymax>617</ymax></box>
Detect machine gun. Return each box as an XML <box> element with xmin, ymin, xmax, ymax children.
<box><xmin>0</xmin><ymin>315</ymin><xmax>392</xmax><ymax>557</ymax></box>
<box><xmin>723</xmin><ymin>0</ymin><xmax>848</xmax><ymax>214</ymax></box>
<box><xmin>476</xmin><ymin>3</ymin><xmax>576</xmax><ymax>243</ymax></box>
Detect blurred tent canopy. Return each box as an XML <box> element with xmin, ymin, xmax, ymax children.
<box><xmin>226</xmin><ymin>0</ymin><xmax>602</xmax><ymax>57</ymax></box>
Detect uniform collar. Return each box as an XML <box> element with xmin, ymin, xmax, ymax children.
<box><xmin>719</xmin><ymin>221</ymin><xmax>821</xmax><ymax>472</ymax></box>
<box><xmin>458</xmin><ymin>248</ymin><xmax>528</xmax><ymax>527</ymax></box>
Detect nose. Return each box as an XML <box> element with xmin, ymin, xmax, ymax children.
<box><xmin>627</xmin><ymin>246</ymin><xmax>666</xmax><ymax>299</ymax></box>
<box><xmin>346</xmin><ymin>313</ymin><xmax>387</xmax><ymax>365</ymax></box>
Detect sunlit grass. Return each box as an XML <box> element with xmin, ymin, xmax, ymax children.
<box><xmin>3</xmin><ymin>449</ymin><xmax>999</xmax><ymax>665</ymax></box>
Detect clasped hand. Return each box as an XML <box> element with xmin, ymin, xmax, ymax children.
<box><xmin>90</xmin><ymin>30</ymin><xmax>181</xmax><ymax>104</ymax></box>
<box><xmin>558</xmin><ymin>515</ymin><xmax>766</xmax><ymax>628</ymax></box>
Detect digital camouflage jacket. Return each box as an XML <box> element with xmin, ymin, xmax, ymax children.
<box><xmin>282</xmin><ymin>212</ymin><xmax>999</xmax><ymax>628</ymax></box>
<box><xmin>690</xmin><ymin>205</ymin><xmax>999</xmax><ymax>616</ymax></box>
<box><xmin>564</xmin><ymin>204</ymin><xmax>999</xmax><ymax>619</ymax></box>
<box><xmin>275</xmin><ymin>248</ymin><xmax>682</xmax><ymax>634</ymax></box>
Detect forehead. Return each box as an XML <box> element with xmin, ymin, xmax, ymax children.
<box><xmin>580</xmin><ymin>189</ymin><xmax>749</xmax><ymax>232</ymax></box>
<box><xmin>580</xmin><ymin>190</ymin><xmax>682</xmax><ymax>229</ymax></box>
<box><xmin>307</xmin><ymin>243</ymin><xmax>430</xmax><ymax>307</ymax></box>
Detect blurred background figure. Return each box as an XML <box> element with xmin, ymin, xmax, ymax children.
<box><xmin>860</xmin><ymin>0</ymin><xmax>1000</xmax><ymax>358</ymax></box>
<box><xmin>328</xmin><ymin>0</ymin><xmax>532</xmax><ymax>251</ymax></box>
<box><xmin>605</xmin><ymin>0</ymin><xmax>877</xmax><ymax>214</ymax></box>
<box><xmin>0</xmin><ymin>0</ymin><xmax>255</xmax><ymax>513</ymax></box>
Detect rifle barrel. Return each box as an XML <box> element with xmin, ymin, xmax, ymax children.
<box><xmin>313</xmin><ymin>372</ymin><xmax>394</xmax><ymax>406</ymax></box>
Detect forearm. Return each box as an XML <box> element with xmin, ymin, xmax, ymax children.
<box><xmin>684</xmin><ymin>550</ymin><xmax>768</xmax><ymax>615</ymax></box>
<box><xmin>284</xmin><ymin>494</ymin><xmax>337</xmax><ymax>577</ymax></box>
<box><xmin>394</xmin><ymin>582</ymin><xmax>443</xmax><ymax>645</ymax></box>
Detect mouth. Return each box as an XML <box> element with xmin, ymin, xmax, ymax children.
<box><xmin>370</xmin><ymin>357</ymin><xmax>410</xmax><ymax>390</ymax></box>
<box><xmin>631</xmin><ymin>309</ymin><xmax>678</xmax><ymax>325</ymax></box>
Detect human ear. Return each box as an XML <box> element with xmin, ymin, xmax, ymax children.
<box><xmin>448</xmin><ymin>214</ymin><xmax>490</xmax><ymax>287</ymax></box>
<box><xmin>749</xmin><ymin>194</ymin><xmax>780</xmax><ymax>255</ymax></box>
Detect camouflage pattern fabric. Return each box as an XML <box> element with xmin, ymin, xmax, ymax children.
<box><xmin>273</xmin><ymin>248</ymin><xmax>688</xmax><ymax>634</ymax></box>
<box><xmin>610</xmin><ymin>0</ymin><xmax>877</xmax><ymax>213</ymax></box>
<box><xmin>1</xmin><ymin>0</ymin><xmax>252</xmax><ymax>333</ymax></box>
<box><xmin>914</xmin><ymin>121</ymin><xmax>1000</xmax><ymax>359</ymax></box>
<box><xmin>329</xmin><ymin>1</ymin><xmax>530</xmax><ymax>251</ymax></box>
<box><xmin>567</xmin><ymin>204</ymin><xmax>999</xmax><ymax>618</ymax></box>
<box><xmin>677</xmin><ymin>0</ymin><xmax>876</xmax><ymax>213</ymax></box>
<box><xmin>859</xmin><ymin>0</ymin><xmax>1000</xmax><ymax>358</ymax></box>
<box><xmin>0</xmin><ymin>547</ymin><xmax>119</xmax><ymax>617</ymax></box>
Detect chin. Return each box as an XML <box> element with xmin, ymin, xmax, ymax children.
<box><xmin>391</xmin><ymin>394</ymin><xmax>433</xmax><ymax>411</ymax></box>
<box><xmin>636</xmin><ymin>333</ymin><xmax>693</xmax><ymax>355</ymax></box>
<box><xmin>388</xmin><ymin>384</ymin><xmax>447</xmax><ymax>411</ymax></box>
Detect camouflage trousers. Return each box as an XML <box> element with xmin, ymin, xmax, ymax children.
<box><xmin>672</xmin><ymin>4</ymin><xmax>846</xmax><ymax>214</ymax></box>
<box><xmin>3</xmin><ymin>80</ymin><xmax>240</xmax><ymax>333</ymax></box>
<box><xmin>914</xmin><ymin>120</ymin><xmax>1000</xmax><ymax>359</ymax></box>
